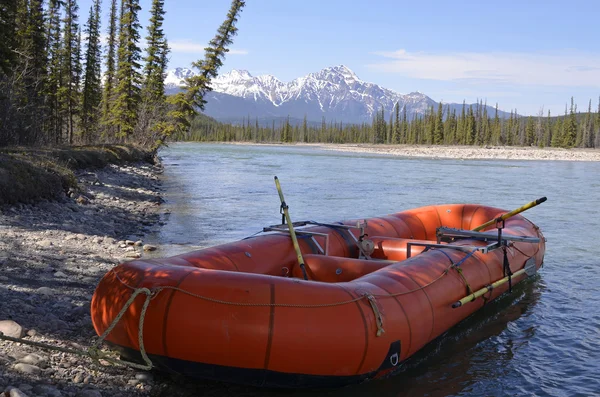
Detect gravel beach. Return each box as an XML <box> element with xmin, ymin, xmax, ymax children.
<box><xmin>315</xmin><ymin>143</ymin><xmax>600</xmax><ymax>161</ymax></box>
<box><xmin>0</xmin><ymin>161</ymin><xmax>166</xmax><ymax>397</ymax></box>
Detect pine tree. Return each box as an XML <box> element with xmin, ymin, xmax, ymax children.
<box><xmin>562</xmin><ymin>97</ymin><xmax>577</xmax><ymax>147</ymax></box>
<box><xmin>102</xmin><ymin>0</ymin><xmax>118</xmax><ymax>133</ymax></box>
<box><xmin>542</xmin><ymin>110</ymin><xmax>551</xmax><ymax>148</ymax></box>
<box><xmin>141</xmin><ymin>0</ymin><xmax>168</xmax><ymax>102</ymax></box>
<box><xmin>185</xmin><ymin>0</ymin><xmax>245</xmax><ymax>111</ymax></box>
<box><xmin>393</xmin><ymin>102</ymin><xmax>400</xmax><ymax>144</ymax></box>
<box><xmin>111</xmin><ymin>0</ymin><xmax>142</xmax><ymax>138</ymax></box>
<box><xmin>524</xmin><ymin>116</ymin><xmax>535</xmax><ymax>146</ymax></box>
<box><xmin>433</xmin><ymin>102</ymin><xmax>443</xmax><ymax>144</ymax></box>
<box><xmin>582</xmin><ymin>99</ymin><xmax>593</xmax><ymax>148</ymax></box>
<box><xmin>401</xmin><ymin>105</ymin><xmax>408</xmax><ymax>144</ymax></box>
<box><xmin>492</xmin><ymin>104</ymin><xmax>501</xmax><ymax>145</ymax></box>
<box><xmin>135</xmin><ymin>0</ymin><xmax>170</xmax><ymax>146</ymax></box>
<box><xmin>0</xmin><ymin>1</ymin><xmax>17</xmax><ymax>76</ymax></box>
<box><xmin>302</xmin><ymin>114</ymin><xmax>308</xmax><ymax>143</ymax></box>
<box><xmin>13</xmin><ymin>0</ymin><xmax>47</xmax><ymax>144</ymax></box>
<box><xmin>81</xmin><ymin>0</ymin><xmax>102</xmax><ymax>142</ymax></box>
<box><xmin>45</xmin><ymin>0</ymin><xmax>64</xmax><ymax>144</ymax></box>
<box><xmin>160</xmin><ymin>0</ymin><xmax>246</xmax><ymax>148</ymax></box>
<box><xmin>62</xmin><ymin>0</ymin><xmax>81</xmax><ymax>144</ymax></box>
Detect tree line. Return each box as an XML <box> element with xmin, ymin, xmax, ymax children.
<box><xmin>0</xmin><ymin>0</ymin><xmax>245</xmax><ymax>149</ymax></box>
<box><xmin>184</xmin><ymin>97</ymin><xmax>600</xmax><ymax>149</ymax></box>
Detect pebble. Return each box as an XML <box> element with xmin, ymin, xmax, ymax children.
<box><xmin>38</xmin><ymin>240</ymin><xmax>53</xmax><ymax>247</ymax></box>
<box><xmin>125</xmin><ymin>252</ymin><xmax>141</xmax><ymax>259</ymax></box>
<box><xmin>143</xmin><ymin>244</ymin><xmax>157</xmax><ymax>252</ymax></box>
<box><xmin>53</xmin><ymin>271</ymin><xmax>67</xmax><ymax>278</ymax></box>
<box><xmin>6</xmin><ymin>388</ymin><xmax>30</xmax><ymax>397</ymax></box>
<box><xmin>13</xmin><ymin>363</ymin><xmax>41</xmax><ymax>375</ymax></box>
<box><xmin>36</xmin><ymin>287</ymin><xmax>54</xmax><ymax>296</ymax></box>
<box><xmin>134</xmin><ymin>240</ymin><xmax>143</xmax><ymax>247</ymax></box>
<box><xmin>92</xmin><ymin>237</ymin><xmax>103</xmax><ymax>244</ymax></box>
<box><xmin>0</xmin><ymin>320</ymin><xmax>23</xmax><ymax>338</ymax></box>
<box><xmin>18</xmin><ymin>353</ymin><xmax>46</xmax><ymax>368</ymax></box>
<box><xmin>125</xmin><ymin>240</ymin><xmax>135</xmax><ymax>246</ymax></box>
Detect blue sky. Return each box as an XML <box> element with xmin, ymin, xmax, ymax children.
<box><xmin>79</xmin><ymin>0</ymin><xmax>600</xmax><ymax>116</ymax></box>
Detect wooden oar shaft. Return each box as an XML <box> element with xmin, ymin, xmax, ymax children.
<box><xmin>472</xmin><ymin>197</ymin><xmax>547</xmax><ymax>232</ymax></box>
<box><xmin>452</xmin><ymin>268</ymin><xmax>527</xmax><ymax>308</ymax></box>
<box><xmin>274</xmin><ymin>176</ymin><xmax>309</xmax><ymax>280</ymax></box>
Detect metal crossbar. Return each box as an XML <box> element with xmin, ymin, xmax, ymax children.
<box><xmin>436</xmin><ymin>227</ymin><xmax>541</xmax><ymax>244</ymax></box>
<box><xmin>406</xmin><ymin>241</ymin><xmax>498</xmax><ymax>258</ymax></box>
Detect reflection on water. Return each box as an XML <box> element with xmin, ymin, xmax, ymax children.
<box><xmin>145</xmin><ymin>143</ymin><xmax>600</xmax><ymax>397</ymax></box>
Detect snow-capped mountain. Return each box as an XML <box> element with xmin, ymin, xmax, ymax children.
<box><xmin>165</xmin><ymin>65</ymin><xmax>507</xmax><ymax>124</ymax></box>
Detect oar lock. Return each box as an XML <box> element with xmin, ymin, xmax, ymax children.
<box><xmin>357</xmin><ymin>220</ymin><xmax>375</xmax><ymax>257</ymax></box>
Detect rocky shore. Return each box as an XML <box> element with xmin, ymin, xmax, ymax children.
<box><xmin>0</xmin><ymin>161</ymin><xmax>165</xmax><ymax>397</ymax></box>
<box><xmin>316</xmin><ymin>143</ymin><xmax>600</xmax><ymax>161</ymax></box>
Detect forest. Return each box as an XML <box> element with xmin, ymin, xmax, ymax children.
<box><xmin>0</xmin><ymin>0</ymin><xmax>245</xmax><ymax>150</ymax></box>
<box><xmin>183</xmin><ymin>97</ymin><xmax>600</xmax><ymax>148</ymax></box>
<box><xmin>2</xmin><ymin>0</ymin><xmax>598</xmax><ymax>151</ymax></box>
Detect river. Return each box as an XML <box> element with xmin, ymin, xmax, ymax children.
<box><xmin>145</xmin><ymin>142</ymin><xmax>600</xmax><ymax>396</ymax></box>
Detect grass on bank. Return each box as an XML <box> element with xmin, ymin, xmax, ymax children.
<box><xmin>0</xmin><ymin>145</ymin><xmax>155</xmax><ymax>205</ymax></box>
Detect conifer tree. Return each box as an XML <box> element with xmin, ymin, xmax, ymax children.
<box><xmin>433</xmin><ymin>102</ymin><xmax>443</xmax><ymax>144</ymax></box>
<box><xmin>81</xmin><ymin>0</ymin><xmax>102</xmax><ymax>141</ymax></box>
<box><xmin>135</xmin><ymin>0</ymin><xmax>170</xmax><ymax>145</ymax></box>
<box><xmin>45</xmin><ymin>0</ymin><xmax>64</xmax><ymax>144</ymax></box>
<box><xmin>13</xmin><ymin>0</ymin><xmax>47</xmax><ymax>144</ymax></box>
<box><xmin>62</xmin><ymin>0</ymin><xmax>81</xmax><ymax>143</ymax></box>
<box><xmin>159</xmin><ymin>0</ymin><xmax>246</xmax><ymax>148</ymax></box>
<box><xmin>393</xmin><ymin>102</ymin><xmax>400</xmax><ymax>144</ymax></box>
<box><xmin>582</xmin><ymin>100</ymin><xmax>593</xmax><ymax>148</ymax></box>
<box><xmin>0</xmin><ymin>1</ymin><xmax>17</xmax><ymax>76</ymax></box>
<box><xmin>562</xmin><ymin>97</ymin><xmax>577</xmax><ymax>147</ymax></box>
<box><xmin>111</xmin><ymin>0</ymin><xmax>142</xmax><ymax>138</ymax></box>
<box><xmin>102</xmin><ymin>0</ymin><xmax>118</xmax><ymax>132</ymax></box>
<box><xmin>141</xmin><ymin>0</ymin><xmax>168</xmax><ymax>102</ymax></box>
<box><xmin>401</xmin><ymin>105</ymin><xmax>408</xmax><ymax>144</ymax></box>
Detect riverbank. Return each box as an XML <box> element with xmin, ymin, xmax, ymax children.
<box><xmin>221</xmin><ymin>141</ymin><xmax>600</xmax><ymax>161</ymax></box>
<box><xmin>0</xmin><ymin>159</ymin><xmax>165</xmax><ymax>396</ymax></box>
<box><xmin>0</xmin><ymin>145</ymin><xmax>155</xmax><ymax>205</ymax></box>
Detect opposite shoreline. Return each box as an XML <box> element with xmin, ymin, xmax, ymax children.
<box><xmin>216</xmin><ymin>141</ymin><xmax>600</xmax><ymax>162</ymax></box>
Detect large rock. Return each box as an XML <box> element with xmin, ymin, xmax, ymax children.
<box><xmin>0</xmin><ymin>320</ymin><xmax>23</xmax><ymax>338</ymax></box>
<box><xmin>13</xmin><ymin>363</ymin><xmax>41</xmax><ymax>375</ymax></box>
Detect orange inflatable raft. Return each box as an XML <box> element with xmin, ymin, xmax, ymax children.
<box><xmin>91</xmin><ymin>199</ymin><xmax>546</xmax><ymax>388</ymax></box>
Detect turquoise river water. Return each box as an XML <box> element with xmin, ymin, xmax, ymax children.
<box><xmin>144</xmin><ymin>142</ymin><xmax>600</xmax><ymax>397</ymax></box>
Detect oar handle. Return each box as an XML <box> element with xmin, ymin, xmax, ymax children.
<box><xmin>472</xmin><ymin>197</ymin><xmax>547</xmax><ymax>232</ymax></box>
<box><xmin>274</xmin><ymin>176</ymin><xmax>309</xmax><ymax>281</ymax></box>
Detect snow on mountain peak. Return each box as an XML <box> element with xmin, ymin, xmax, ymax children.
<box><xmin>164</xmin><ymin>65</ymin><xmax>438</xmax><ymax>122</ymax></box>
<box><xmin>218</xmin><ymin>69</ymin><xmax>253</xmax><ymax>82</ymax></box>
<box><xmin>164</xmin><ymin>67</ymin><xmax>195</xmax><ymax>87</ymax></box>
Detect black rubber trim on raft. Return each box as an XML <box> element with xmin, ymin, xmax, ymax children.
<box><xmin>111</xmin><ymin>344</ymin><xmax>378</xmax><ymax>389</ymax></box>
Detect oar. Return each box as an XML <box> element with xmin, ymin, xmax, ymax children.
<box><xmin>452</xmin><ymin>258</ymin><xmax>537</xmax><ymax>308</ymax></box>
<box><xmin>472</xmin><ymin>197</ymin><xmax>547</xmax><ymax>232</ymax></box>
<box><xmin>274</xmin><ymin>176</ymin><xmax>309</xmax><ymax>281</ymax></box>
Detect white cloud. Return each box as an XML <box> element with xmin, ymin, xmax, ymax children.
<box><xmin>368</xmin><ymin>49</ymin><xmax>600</xmax><ymax>88</ymax></box>
<box><xmin>169</xmin><ymin>40</ymin><xmax>248</xmax><ymax>55</ymax></box>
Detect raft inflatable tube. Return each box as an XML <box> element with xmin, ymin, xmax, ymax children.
<box><xmin>91</xmin><ymin>203</ymin><xmax>545</xmax><ymax>388</ymax></box>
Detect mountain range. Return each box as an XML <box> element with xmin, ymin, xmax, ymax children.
<box><xmin>165</xmin><ymin>65</ymin><xmax>511</xmax><ymax>125</ymax></box>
